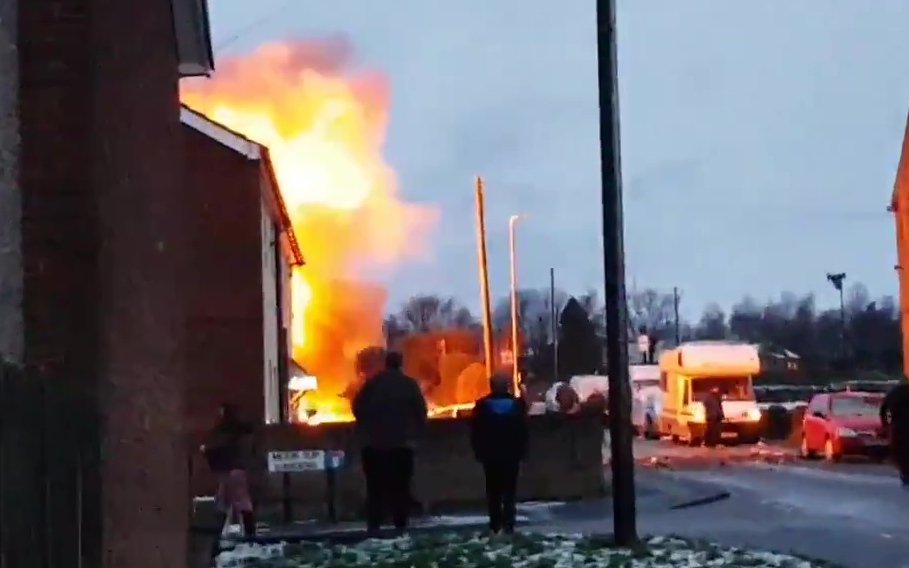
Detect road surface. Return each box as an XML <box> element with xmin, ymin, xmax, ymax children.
<box><xmin>593</xmin><ymin>439</ymin><xmax>908</xmax><ymax>567</ymax></box>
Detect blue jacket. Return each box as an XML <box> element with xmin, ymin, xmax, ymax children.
<box><xmin>469</xmin><ymin>392</ymin><xmax>529</xmax><ymax>463</ymax></box>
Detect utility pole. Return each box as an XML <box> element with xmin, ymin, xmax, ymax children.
<box><xmin>597</xmin><ymin>0</ymin><xmax>638</xmax><ymax>545</ymax></box>
<box><xmin>550</xmin><ymin>267</ymin><xmax>559</xmax><ymax>382</ymax></box>
<box><xmin>673</xmin><ymin>287</ymin><xmax>681</xmax><ymax>345</ymax></box>
<box><xmin>475</xmin><ymin>177</ymin><xmax>495</xmax><ymax>377</ymax></box>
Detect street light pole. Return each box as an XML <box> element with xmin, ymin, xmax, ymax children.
<box><xmin>826</xmin><ymin>272</ymin><xmax>847</xmax><ymax>359</ymax></box>
<box><xmin>550</xmin><ymin>267</ymin><xmax>559</xmax><ymax>382</ymax></box>
<box><xmin>509</xmin><ymin>214</ymin><xmax>526</xmax><ymax>394</ymax></box>
<box><xmin>597</xmin><ymin>0</ymin><xmax>638</xmax><ymax>545</ymax></box>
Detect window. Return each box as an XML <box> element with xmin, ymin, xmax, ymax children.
<box><xmin>807</xmin><ymin>395</ymin><xmax>827</xmax><ymax>417</ymax></box>
<box><xmin>830</xmin><ymin>396</ymin><xmax>881</xmax><ymax>418</ymax></box>
<box><xmin>690</xmin><ymin>376</ymin><xmax>753</xmax><ymax>402</ymax></box>
<box><xmin>659</xmin><ymin>372</ymin><xmax>668</xmax><ymax>391</ymax></box>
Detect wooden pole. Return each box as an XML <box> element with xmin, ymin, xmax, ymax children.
<box><xmin>597</xmin><ymin>0</ymin><xmax>638</xmax><ymax>545</ymax></box>
<box><xmin>475</xmin><ymin>177</ymin><xmax>495</xmax><ymax>377</ymax></box>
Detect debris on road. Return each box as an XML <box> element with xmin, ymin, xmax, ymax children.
<box><xmin>634</xmin><ymin>440</ymin><xmax>796</xmax><ymax>470</ymax></box>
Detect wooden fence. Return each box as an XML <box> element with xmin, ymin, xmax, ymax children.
<box><xmin>0</xmin><ymin>358</ymin><xmax>101</xmax><ymax>568</ymax></box>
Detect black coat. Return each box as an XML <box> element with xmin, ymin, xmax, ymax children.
<box><xmin>881</xmin><ymin>383</ymin><xmax>909</xmax><ymax>436</ymax></box>
<box><xmin>703</xmin><ymin>392</ymin><xmax>725</xmax><ymax>423</ymax></box>
<box><xmin>205</xmin><ymin>418</ymin><xmax>253</xmax><ymax>473</ymax></box>
<box><xmin>470</xmin><ymin>392</ymin><xmax>529</xmax><ymax>463</ymax></box>
<box><xmin>352</xmin><ymin>369</ymin><xmax>427</xmax><ymax>450</ymax></box>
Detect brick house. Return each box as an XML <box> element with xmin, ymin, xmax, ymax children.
<box><xmin>0</xmin><ymin>0</ymin><xmax>215</xmax><ymax>566</ymax></box>
<box><xmin>180</xmin><ymin>106</ymin><xmax>304</xmax><ymax>438</ymax></box>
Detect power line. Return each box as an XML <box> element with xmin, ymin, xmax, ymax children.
<box><xmin>212</xmin><ymin>0</ymin><xmax>296</xmax><ymax>53</ymax></box>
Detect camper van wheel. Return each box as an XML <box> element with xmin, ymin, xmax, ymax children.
<box><xmin>670</xmin><ymin>434</ymin><xmax>680</xmax><ymax>444</ymax></box>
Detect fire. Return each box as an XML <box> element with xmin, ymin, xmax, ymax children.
<box><xmin>181</xmin><ymin>39</ymin><xmax>437</xmax><ymax>419</ymax></box>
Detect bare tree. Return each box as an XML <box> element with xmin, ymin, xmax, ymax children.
<box><xmin>627</xmin><ymin>288</ymin><xmax>675</xmax><ymax>337</ymax></box>
<box><xmin>575</xmin><ymin>289</ymin><xmax>604</xmax><ymax>336</ymax></box>
<box><xmin>728</xmin><ymin>296</ymin><xmax>763</xmax><ymax>343</ymax></box>
<box><xmin>398</xmin><ymin>295</ymin><xmax>476</xmax><ymax>333</ymax></box>
<box><xmin>492</xmin><ymin>288</ymin><xmax>569</xmax><ymax>343</ymax></box>
<box><xmin>695</xmin><ymin>303</ymin><xmax>728</xmax><ymax>339</ymax></box>
<box><xmin>383</xmin><ymin>314</ymin><xmax>408</xmax><ymax>346</ymax></box>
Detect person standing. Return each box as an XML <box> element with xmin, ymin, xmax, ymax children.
<box><xmin>703</xmin><ymin>386</ymin><xmax>725</xmax><ymax>448</ymax></box>
<box><xmin>470</xmin><ymin>374</ymin><xmax>529</xmax><ymax>534</ymax></box>
<box><xmin>352</xmin><ymin>350</ymin><xmax>427</xmax><ymax>534</ymax></box>
<box><xmin>202</xmin><ymin>403</ymin><xmax>256</xmax><ymax>537</ymax></box>
<box><xmin>880</xmin><ymin>381</ymin><xmax>909</xmax><ymax>486</ymax></box>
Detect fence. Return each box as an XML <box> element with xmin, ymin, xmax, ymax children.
<box><xmin>0</xmin><ymin>358</ymin><xmax>101</xmax><ymax>568</ymax></box>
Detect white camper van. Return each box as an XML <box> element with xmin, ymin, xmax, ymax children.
<box><xmin>657</xmin><ymin>341</ymin><xmax>763</xmax><ymax>445</ymax></box>
<box><xmin>630</xmin><ymin>365</ymin><xmax>662</xmax><ymax>438</ymax></box>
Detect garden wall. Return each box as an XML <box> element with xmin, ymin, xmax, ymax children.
<box><xmin>251</xmin><ymin>411</ymin><xmax>606</xmax><ymax>522</ymax></box>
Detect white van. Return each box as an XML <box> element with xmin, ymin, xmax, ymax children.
<box><xmin>630</xmin><ymin>365</ymin><xmax>662</xmax><ymax>438</ymax></box>
<box><xmin>657</xmin><ymin>341</ymin><xmax>763</xmax><ymax>445</ymax></box>
<box><xmin>568</xmin><ymin>374</ymin><xmax>609</xmax><ymax>403</ymax></box>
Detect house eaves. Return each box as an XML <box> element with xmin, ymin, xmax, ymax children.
<box><xmin>180</xmin><ymin>105</ymin><xmax>305</xmax><ymax>266</ymax></box>
<box><xmin>173</xmin><ymin>0</ymin><xmax>215</xmax><ymax>77</ymax></box>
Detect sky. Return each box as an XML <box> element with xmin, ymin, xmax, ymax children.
<box><xmin>207</xmin><ymin>0</ymin><xmax>909</xmax><ymax>319</ymax></box>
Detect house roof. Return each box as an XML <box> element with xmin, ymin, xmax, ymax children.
<box><xmin>180</xmin><ymin>105</ymin><xmax>304</xmax><ymax>266</ymax></box>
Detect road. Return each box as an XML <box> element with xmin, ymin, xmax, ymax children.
<box><xmin>592</xmin><ymin>439</ymin><xmax>909</xmax><ymax>567</ymax></box>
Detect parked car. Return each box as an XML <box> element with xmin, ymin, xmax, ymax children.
<box><xmin>800</xmin><ymin>391</ymin><xmax>888</xmax><ymax>461</ymax></box>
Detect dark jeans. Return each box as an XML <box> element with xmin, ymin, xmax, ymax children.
<box><xmin>482</xmin><ymin>460</ymin><xmax>520</xmax><ymax>532</ymax></box>
<box><xmin>704</xmin><ymin>420</ymin><xmax>722</xmax><ymax>447</ymax></box>
<box><xmin>361</xmin><ymin>447</ymin><xmax>414</xmax><ymax>531</ymax></box>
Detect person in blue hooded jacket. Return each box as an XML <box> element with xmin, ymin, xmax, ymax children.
<box><xmin>469</xmin><ymin>374</ymin><xmax>529</xmax><ymax>534</ymax></box>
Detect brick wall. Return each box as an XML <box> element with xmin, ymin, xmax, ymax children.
<box><xmin>181</xmin><ymin>125</ymin><xmax>268</xmax><ymax>440</ymax></box>
<box><xmin>15</xmin><ymin>0</ymin><xmax>189</xmax><ymax>566</ymax></box>
<box><xmin>244</xmin><ymin>412</ymin><xmax>606</xmax><ymax>522</ymax></box>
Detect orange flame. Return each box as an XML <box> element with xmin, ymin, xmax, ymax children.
<box><xmin>181</xmin><ymin>38</ymin><xmax>437</xmax><ymax>419</ymax></box>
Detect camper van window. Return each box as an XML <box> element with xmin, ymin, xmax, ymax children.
<box><xmin>690</xmin><ymin>377</ymin><xmax>753</xmax><ymax>401</ymax></box>
<box><xmin>659</xmin><ymin>372</ymin><xmax>667</xmax><ymax>390</ymax></box>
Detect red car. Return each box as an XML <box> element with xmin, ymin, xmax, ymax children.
<box><xmin>800</xmin><ymin>391</ymin><xmax>888</xmax><ymax>461</ymax></box>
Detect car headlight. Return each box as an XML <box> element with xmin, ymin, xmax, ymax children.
<box><xmin>747</xmin><ymin>408</ymin><xmax>762</xmax><ymax>421</ymax></box>
<box><xmin>837</xmin><ymin>427</ymin><xmax>857</xmax><ymax>437</ymax></box>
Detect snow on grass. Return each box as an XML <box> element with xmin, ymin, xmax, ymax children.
<box><xmin>214</xmin><ymin>531</ymin><xmax>843</xmax><ymax>567</ymax></box>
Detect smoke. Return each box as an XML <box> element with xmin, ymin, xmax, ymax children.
<box><xmin>181</xmin><ymin>38</ymin><xmax>438</xmax><ymax>399</ymax></box>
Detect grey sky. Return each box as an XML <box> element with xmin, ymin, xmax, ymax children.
<box><xmin>208</xmin><ymin>0</ymin><xmax>909</xmax><ymax>318</ymax></box>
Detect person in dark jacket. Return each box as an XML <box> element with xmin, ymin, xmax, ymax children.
<box><xmin>352</xmin><ymin>350</ymin><xmax>427</xmax><ymax>533</ymax></box>
<box><xmin>703</xmin><ymin>387</ymin><xmax>725</xmax><ymax>448</ymax></box>
<box><xmin>880</xmin><ymin>382</ymin><xmax>909</xmax><ymax>486</ymax></box>
<box><xmin>470</xmin><ymin>374</ymin><xmax>529</xmax><ymax>534</ymax></box>
<box><xmin>202</xmin><ymin>403</ymin><xmax>256</xmax><ymax>537</ymax></box>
